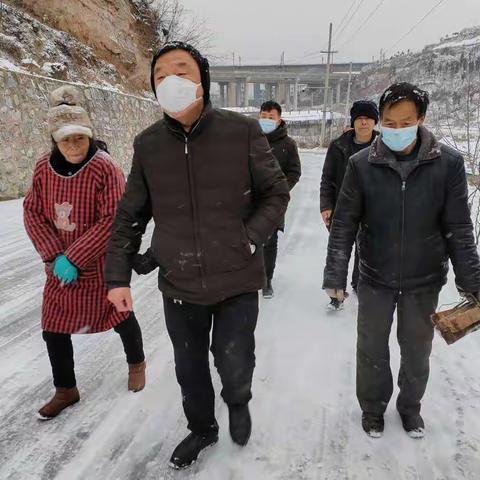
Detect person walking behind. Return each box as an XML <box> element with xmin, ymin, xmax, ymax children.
<box><xmin>320</xmin><ymin>100</ymin><xmax>379</xmax><ymax>306</ymax></box>
<box><xmin>258</xmin><ymin>100</ymin><xmax>301</xmax><ymax>298</ymax></box>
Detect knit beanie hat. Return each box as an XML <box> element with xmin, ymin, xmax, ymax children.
<box><xmin>350</xmin><ymin>100</ymin><xmax>379</xmax><ymax>128</ymax></box>
<box><xmin>150</xmin><ymin>41</ymin><xmax>210</xmax><ymax>105</ymax></box>
<box><xmin>48</xmin><ymin>86</ymin><xmax>93</xmax><ymax>142</ymax></box>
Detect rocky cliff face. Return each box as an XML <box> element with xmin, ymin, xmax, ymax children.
<box><xmin>1</xmin><ymin>0</ymin><xmax>159</xmax><ymax>93</ymax></box>
<box><xmin>351</xmin><ymin>26</ymin><xmax>480</xmax><ymax>124</ymax></box>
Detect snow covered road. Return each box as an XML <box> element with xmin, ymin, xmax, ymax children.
<box><xmin>1</xmin><ymin>151</ymin><xmax>480</xmax><ymax>480</ymax></box>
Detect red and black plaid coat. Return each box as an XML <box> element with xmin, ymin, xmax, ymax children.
<box><xmin>23</xmin><ymin>150</ymin><xmax>129</xmax><ymax>334</ymax></box>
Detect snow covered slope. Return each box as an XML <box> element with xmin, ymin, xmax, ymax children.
<box><xmin>1</xmin><ymin>152</ymin><xmax>480</xmax><ymax>479</ymax></box>
<box><xmin>353</xmin><ymin>25</ymin><xmax>480</xmax><ymax>126</ymax></box>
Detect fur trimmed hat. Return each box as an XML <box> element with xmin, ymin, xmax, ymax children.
<box><xmin>48</xmin><ymin>85</ymin><xmax>93</xmax><ymax>142</ymax></box>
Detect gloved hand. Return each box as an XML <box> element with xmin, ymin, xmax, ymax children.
<box><xmin>53</xmin><ymin>255</ymin><xmax>78</xmax><ymax>284</ymax></box>
<box><xmin>132</xmin><ymin>249</ymin><xmax>159</xmax><ymax>275</ymax></box>
<box><xmin>325</xmin><ymin>288</ymin><xmax>345</xmax><ymax>301</ymax></box>
<box><xmin>250</xmin><ymin>243</ymin><xmax>256</xmax><ymax>254</ymax></box>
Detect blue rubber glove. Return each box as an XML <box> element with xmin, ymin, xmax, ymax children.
<box><xmin>53</xmin><ymin>255</ymin><xmax>78</xmax><ymax>284</ymax></box>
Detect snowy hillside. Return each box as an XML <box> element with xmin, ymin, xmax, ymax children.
<box><xmin>0</xmin><ymin>1</ymin><xmax>157</xmax><ymax>93</ymax></box>
<box><xmin>1</xmin><ymin>152</ymin><xmax>480</xmax><ymax>479</ymax></box>
<box><xmin>353</xmin><ymin>25</ymin><xmax>480</xmax><ymax>125</ymax></box>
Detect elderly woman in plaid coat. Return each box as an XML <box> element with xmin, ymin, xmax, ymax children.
<box><xmin>23</xmin><ymin>85</ymin><xmax>146</xmax><ymax>420</ymax></box>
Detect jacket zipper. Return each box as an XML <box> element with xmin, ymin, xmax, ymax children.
<box><xmin>184</xmin><ymin>122</ymin><xmax>207</xmax><ymax>289</ymax></box>
<box><xmin>399</xmin><ymin>180</ymin><xmax>406</xmax><ymax>295</ymax></box>
<box><xmin>379</xmin><ymin>152</ymin><xmax>436</xmax><ymax>295</ymax></box>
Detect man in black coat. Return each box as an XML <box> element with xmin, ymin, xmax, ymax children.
<box><xmin>105</xmin><ymin>43</ymin><xmax>290</xmax><ymax>469</ymax></box>
<box><xmin>323</xmin><ymin>82</ymin><xmax>480</xmax><ymax>439</ymax></box>
<box><xmin>320</xmin><ymin>100</ymin><xmax>379</xmax><ymax>297</ymax></box>
<box><xmin>258</xmin><ymin>100</ymin><xmax>301</xmax><ymax>298</ymax></box>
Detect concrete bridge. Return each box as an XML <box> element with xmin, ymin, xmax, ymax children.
<box><xmin>210</xmin><ymin>62</ymin><xmax>370</xmax><ymax>108</ymax></box>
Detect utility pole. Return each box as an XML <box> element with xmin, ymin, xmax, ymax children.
<box><xmin>320</xmin><ymin>23</ymin><xmax>338</xmax><ymax>147</ymax></box>
<box><xmin>329</xmin><ymin>87</ymin><xmax>335</xmax><ymax>143</ymax></box>
<box><xmin>344</xmin><ymin>62</ymin><xmax>352</xmax><ymax>127</ymax></box>
<box><xmin>232</xmin><ymin>52</ymin><xmax>235</xmax><ymax>67</ymax></box>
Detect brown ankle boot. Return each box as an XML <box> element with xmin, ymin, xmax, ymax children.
<box><xmin>128</xmin><ymin>361</ymin><xmax>146</xmax><ymax>392</ymax></box>
<box><xmin>38</xmin><ymin>387</ymin><xmax>80</xmax><ymax>420</ymax></box>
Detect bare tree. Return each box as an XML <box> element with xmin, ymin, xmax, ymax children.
<box><xmin>131</xmin><ymin>0</ymin><xmax>214</xmax><ymax>56</ymax></box>
<box><xmin>430</xmin><ymin>50</ymin><xmax>480</xmax><ymax>243</ymax></box>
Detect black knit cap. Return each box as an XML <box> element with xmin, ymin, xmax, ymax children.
<box><xmin>150</xmin><ymin>41</ymin><xmax>210</xmax><ymax>105</ymax></box>
<box><xmin>350</xmin><ymin>100</ymin><xmax>379</xmax><ymax>127</ymax></box>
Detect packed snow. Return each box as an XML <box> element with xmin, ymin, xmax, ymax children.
<box><xmin>433</xmin><ymin>35</ymin><xmax>480</xmax><ymax>50</ymax></box>
<box><xmin>1</xmin><ymin>151</ymin><xmax>480</xmax><ymax>479</ymax></box>
<box><xmin>0</xmin><ymin>58</ymin><xmax>27</xmax><ymax>74</ymax></box>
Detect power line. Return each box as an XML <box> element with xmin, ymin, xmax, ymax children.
<box><xmin>289</xmin><ymin>1</ymin><xmax>360</xmax><ymax>65</ymax></box>
<box><xmin>335</xmin><ymin>0</ymin><xmax>359</xmax><ymax>35</ymax></box>
<box><xmin>289</xmin><ymin>50</ymin><xmax>324</xmax><ymax>63</ymax></box>
<box><xmin>387</xmin><ymin>0</ymin><xmax>448</xmax><ymax>53</ymax></box>
<box><xmin>337</xmin><ymin>0</ymin><xmax>386</xmax><ymax>49</ymax></box>
<box><xmin>334</xmin><ymin>0</ymin><xmax>365</xmax><ymax>43</ymax></box>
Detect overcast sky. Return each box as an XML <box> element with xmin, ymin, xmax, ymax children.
<box><xmin>180</xmin><ymin>0</ymin><xmax>480</xmax><ymax>65</ymax></box>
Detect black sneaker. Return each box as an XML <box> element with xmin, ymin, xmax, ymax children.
<box><xmin>328</xmin><ymin>298</ymin><xmax>344</xmax><ymax>310</ymax></box>
<box><xmin>262</xmin><ymin>281</ymin><xmax>274</xmax><ymax>299</ymax></box>
<box><xmin>362</xmin><ymin>412</ymin><xmax>384</xmax><ymax>438</ymax></box>
<box><xmin>169</xmin><ymin>430</ymin><xmax>218</xmax><ymax>469</ymax></box>
<box><xmin>229</xmin><ymin>405</ymin><xmax>252</xmax><ymax>446</ymax></box>
<box><xmin>399</xmin><ymin>413</ymin><xmax>425</xmax><ymax>438</ymax></box>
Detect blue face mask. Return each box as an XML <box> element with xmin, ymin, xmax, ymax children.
<box><xmin>259</xmin><ymin>118</ymin><xmax>277</xmax><ymax>134</ymax></box>
<box><xmin>380</xmin><ymin>124</ymin><xmax>419</xmax><ymax>152</ymax></box>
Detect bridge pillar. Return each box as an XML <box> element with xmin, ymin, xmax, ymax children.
<box><xmin>219</xmin><ymin>82</ymin><xmax>227</xmax><ymax>107</ymax></box>
<box><xmin>273</xmin><ymin>83</ymin><xmax>280</xmax><ymax>102</ymax></box>
<box><xmin>236</xmin><ymin>81</ymin><xmax>243</xmax><ymax>107</ymax></box>
<box><xmin>293</xmin><ymin>79</ymin><xmax>299</xmax><ymax>110</ymax></box>
<box><xmin>264</xmin><ymin>83</ymin><xmax>273</xmax><ymax>101</ymax></box>
<box><xmin>254</xmin><ymin>83</ymin><xmax>262</xmax><ymax>105</ymax></box>
<box><xmin>278</xmin><ymin>83</ymin><xmax>287</xmax><ymax>105</ymax></box>
<box><xmin>286</xmin><ymin>84</ymin><xmax>293</xmax><ymax>109</ymax></box>
<box><xmin>243</xmin><ymin>78</ymin><xmax>249</xmax><ymax>107</ymax></box>
<box><xmin>336</xmin><ymin>80</ymin><xmax>342</xmax><ymax>104</ymax></box>
<box><xmin>227</xmin><ymin>82</ymin><xmax>237</xmax><ymax>107</ymax></box>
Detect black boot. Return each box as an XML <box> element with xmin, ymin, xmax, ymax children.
<box><xmin>262</xmin><ymin>280</ymin><xmax>274</xmax><ymax>299</ymax></box>
<box><xmin>229</xmin><ymin>405</ymin><xmax>252</xmax><ymax>446</ymax></box>
<box><xmin>399</xmin><ymin>412</ymin><xmax>425</xmax><ymax>438</ymax></box>
<box><xmin>169</xmin><ymin>430</ymin><xmax>218</xmax><ymax>469</ymax></box>
<box><xmin>362</xmin><ymin>412</ymin><xmax>384</xmax><ymax>438</ymax></box>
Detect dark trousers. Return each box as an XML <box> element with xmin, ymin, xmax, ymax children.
<box><xmin>356</xmin><ymin>282</ymin><xmax>439</xmax><ymax>416</ymax></box>
<box><xmin>264</xmin><ymin>230</ymin><xmax>279</xmax><ymax>282</ymax></box>
<box><xmin>163</xmin><ymin>292</ymin><xmax>258</xmax><ymax>434</ymax></box>
<box><xmin>42</xmin><ymin>312</ymin><xmax>145</xmax><ymax>389</ymax></box>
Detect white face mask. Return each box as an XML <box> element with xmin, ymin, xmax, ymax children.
<box><xmin>155</xmin><ymin>75</ymin><xmax>201</xmax><ymax>114</ymax></box>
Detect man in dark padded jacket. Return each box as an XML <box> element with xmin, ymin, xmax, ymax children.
<box><xmin>105</xmin><ymin>42</ymin><xmax>290</xmax><ymax>469</ymax></box>
<box><xmin>320</xmin><ymin>100</ymin><xmax>379</xmax><ymax>299</ymax></box>
<box><xmin>258</xmin><ymin>100</ymin><xmax>301</xmax><ymax>298</ymax></box>
<box><xmin>323</xmin><ymin>82</ymin><xmax>480</xmax><ymax>439</ymax></box>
